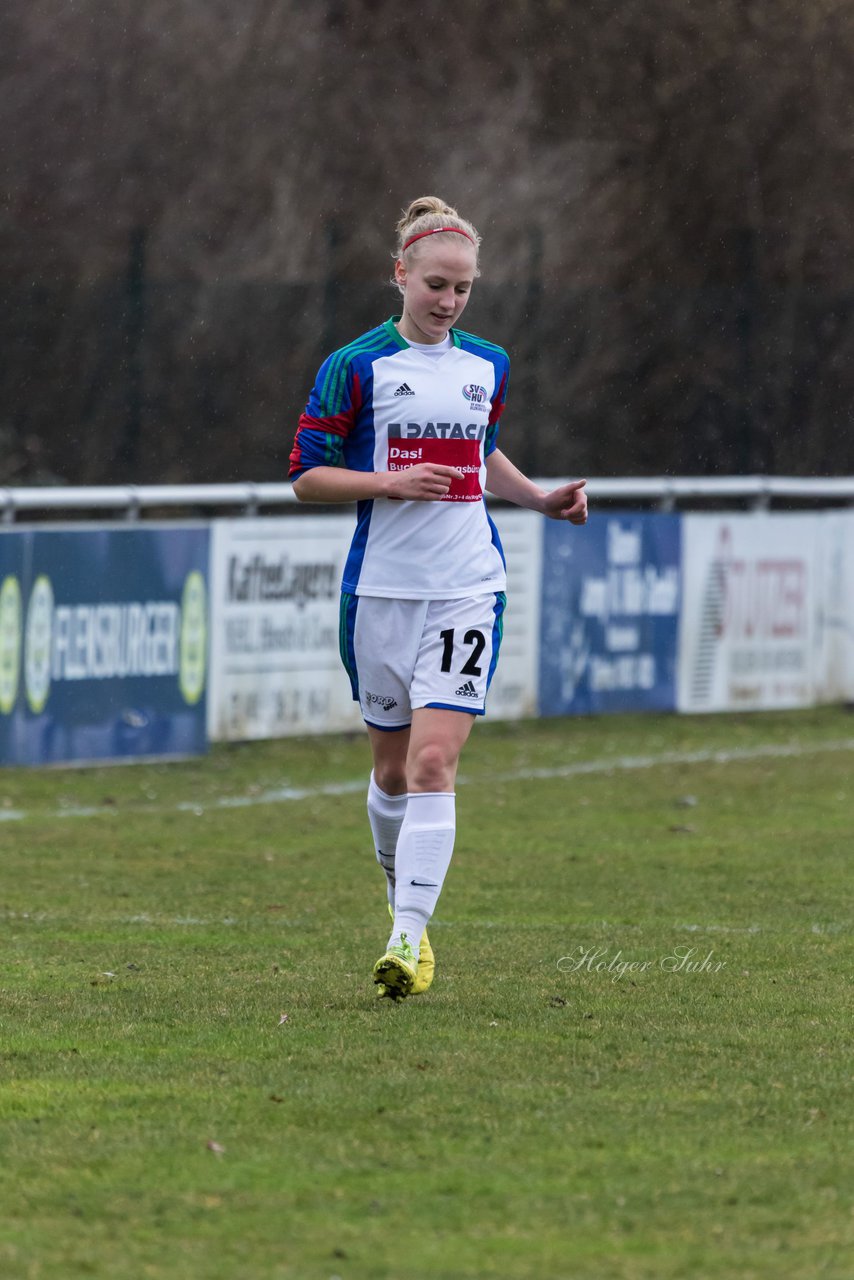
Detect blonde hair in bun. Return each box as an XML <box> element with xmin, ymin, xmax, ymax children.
<box><xmin>394</xmin><ymin>196</ymin><xmax>481</xmax><ymax>274</ymax></box>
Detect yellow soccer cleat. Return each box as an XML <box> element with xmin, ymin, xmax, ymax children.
<box><xmin>377</xmin><ymin>902</ymin><xmax>435</xmax><ymax>996</ymax></box>
<box><xmin>413</xmin><ymin>926</ymin><xmax>435</xmax><ymax>995</ymax></box>
<box><xmin>373</xmin><ymin>933</ymin><xmax>418</xmax><ymax>999</ymax></box>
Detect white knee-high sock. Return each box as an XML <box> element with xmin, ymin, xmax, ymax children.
<box><xmin>367</xmin><ymin>772</ymin><xmax>408</xmax><ymax>909</ymax></box>
<box><xmin>388</xmin><ymin>792</ymin><xmax>455</xmax><ymax>950</ymax></box>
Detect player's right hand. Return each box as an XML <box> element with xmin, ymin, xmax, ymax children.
<box><xmin>385</xmin><ymin>463</ymin><xmax>464</xmax><ymax>500</ymax></box>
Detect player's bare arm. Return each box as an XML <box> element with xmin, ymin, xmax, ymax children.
<box><xmin>485</xmin><ymin>449</ymin><xmax>588</xmax><ymax>524</ymax></box>
<box><xmin>293</xmin><ymin>462</ymin><xmax>465</xmax><ymax>504</ymax></box>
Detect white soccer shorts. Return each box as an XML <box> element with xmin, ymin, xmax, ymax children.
<box><xmin>339</xmin><ymin>592</ymin><xmax>506</xmax><ymax>730</ymax></box>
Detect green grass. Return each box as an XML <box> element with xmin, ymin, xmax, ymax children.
<box><xmin>1</xmin><ymin>707</ymin><xmax>852</xmax><ymax>1279</ymax></box>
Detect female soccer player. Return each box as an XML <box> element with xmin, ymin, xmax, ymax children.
<box><xmin>289</xmin><ymin>196</ymin><xmax>587</xmax><ymax>998</ymax></box>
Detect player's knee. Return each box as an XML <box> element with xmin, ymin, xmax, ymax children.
<box><xmin>407</xmin><ymin>740</ymin><xmax>455</xmax><ymax>792</ymax></box>
<box><xmin>374</xmin><ymin>761</ymin><xmax>407</xmax><ymax>795</ymax></box>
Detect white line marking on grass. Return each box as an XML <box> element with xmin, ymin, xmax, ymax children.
<box><xmin>166</xmin><ymin>736</ymin><xmax>854</xmax><ymax>812</ymax></box>
<box><xmin>174</xmin><ymin>779</ymin><xmax>367</xmax><ymax>812</ymax></box>
<box><xmin>413</xmin><ymin>917</ymin><xmax>852</xmax><ymax>935</ymax></box>
<box><xmin>505</xmin><ymin>737</ymin><xmax>854</xmax><ymax>781</ymax></box>
<box><xmin>2</xmin><ymin>909</ymin><xmax>847</xmax><ymax>937</ymax></box>
<box><xmin>676</xmin><ymin>922</ymin><xmax>763</xmax><ymax>934</ymax></box>
<box><xmin>4</xmin><ymin>736</ymin><xmax>854</xmax><ymax>824</ymax></box>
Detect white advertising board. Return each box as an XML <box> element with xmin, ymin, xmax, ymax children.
<box><xmin>678</xmin><ymin>514</ymin><xmax>819</xmax><ymax>713</ymax></box>
<box><xmin>208</xmin><ymin>517</ymin><xmax>362</xmax><ymax>739</ymax></box>
<box><xmin>814</xmin><ymin>512</ymin><xmax>854</xmax><ymax>703</ymax></box>
<box><xmin>208</xmin><ymin>510</ymin><xmax>543</xmax><ymax>740</ymax></box>
<box><xmin>483</xmin><ymin>508</ymin><xmax>542</xmax><ymax>720</ymax></box>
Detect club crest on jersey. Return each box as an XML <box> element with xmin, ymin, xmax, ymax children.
<box><xmin>462</xmin><ymin>384</ymin><xmax>489</xmax><ymax>413</ymax></box>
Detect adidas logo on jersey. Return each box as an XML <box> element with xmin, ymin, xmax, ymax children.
<box><xmin>455</xmin><ymin>679</ymin><xmax>479</xmax><ymax>699</ymax></box>
<box><xmin>393</xmin><ymin>383</ymin><xmax>415</xmax><ymax>397</ymax></box>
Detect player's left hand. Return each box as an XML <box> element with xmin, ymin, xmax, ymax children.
<box><xmin>543</xmin><ymin>478</ymin><xmax>588</xmax><ymax>524</ymax></box>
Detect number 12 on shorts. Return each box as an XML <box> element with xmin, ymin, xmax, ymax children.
<box><xmin>439</xmin><ymin>628</ymin><xmax>486</xmax><ymax>676</ymax></box>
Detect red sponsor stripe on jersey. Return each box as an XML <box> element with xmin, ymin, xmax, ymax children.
<box><xmin>387</xmin><ymin>437</ymin><xmax>482</xmax><ymax>501</ymax></box>
<box><xmin>297</xmin><ymin>410</ymin><xmax>355</xmax><ymax>439</ymax></box>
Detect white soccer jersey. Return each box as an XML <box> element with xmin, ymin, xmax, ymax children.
<box><xmin>289</xmin><ymin>318</ymin><xmax>510</xmax><ymax>599</ymax></box>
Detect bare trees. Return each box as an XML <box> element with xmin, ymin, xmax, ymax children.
<box><xmin>2</xmin><ymin>0</ymin><xmax>854</xmax><ymax>484</ymax></box>
<box><xmin>528</xmin><ymin>1</ymin><xmax>854</xmax><ymax>474</ymax></box>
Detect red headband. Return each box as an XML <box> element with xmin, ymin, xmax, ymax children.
<box><xmin>402</xmin><ymin>226</ymin><xmax>475</xmax><ymax>252</ymax></box>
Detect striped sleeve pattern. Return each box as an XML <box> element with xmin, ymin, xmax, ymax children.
<box><xmin>289</xmin><ymin>325</ymin><xmax>389</xmax><ymax>479</ymax></box>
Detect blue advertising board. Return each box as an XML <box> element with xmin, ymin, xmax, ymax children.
<box><xmin>0</xmin><ymin>525</ymin><xmax>209</xmax><ymax>766</ymax></box>
<box><xmin>539</xmin><ymin>512</ymin><xmax>681</xmax><ymax>716</ymax></box>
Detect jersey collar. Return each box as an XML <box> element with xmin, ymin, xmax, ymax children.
<box><xmin>383</xmin><ymin>317</ymin><xmax>462</xmax><ymax>351</ymax></box>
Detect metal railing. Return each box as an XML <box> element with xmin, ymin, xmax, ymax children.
<box><xmin>533</xmin><ymin>475</ymin><xmax>854</xmax><ymax>512</ymax></box>
<box><xmin>0</xmin><ymin>483</ymin><xmax>296</xmax><ymax>523</ymax></box>
<box><xmin>2</xmin><ymin>476</ymin><xmax>854</xmax><ymax>523</ymax></box>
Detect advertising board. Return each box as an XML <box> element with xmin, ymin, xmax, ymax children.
<box><xmin>208</xmin><ymin>510</ymin><xmax>543</xmax><ymax>740</ymax></box>
<box><xmin>208</xmin><ymin>517</ymin><xmax>363</xmax><ymax>739</ymax></box>
<box><xmin>0</xmin><ymin>525</ymin><xmax>209</xmax><ymax>765</ymax></box>
<box><xmin>677</xmin><ymin>514</ymin><xmax>817</xmax><ymax>712</ymax></box>
<box><xmin>483</xmin><ymin>508</ymin><xmax>542</xmax><ymax>720</ymax></box>
<box><xmin>539</xmin><ymin>513</ymin><xmax>681</xmax><ymax>716</ymax></box>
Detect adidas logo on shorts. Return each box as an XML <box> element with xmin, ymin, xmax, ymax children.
<box><xmin>455</xmin><ymin>679</ymin><xmax>478</xmax><ymax>698</ymax></box>
<box><xmin>393</xmin><ymin>383</ymin><xmax>415</xmax><ymax>397</ymax></box>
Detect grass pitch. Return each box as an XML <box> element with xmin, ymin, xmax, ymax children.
<box><xmin>1</xmin><ymin>707</ymin><xmax>852</xmax><ymax>1279</ymax></box>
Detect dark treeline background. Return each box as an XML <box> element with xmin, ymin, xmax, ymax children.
<box><xmin>3</xmin><ymin>0</ymin><xmax>854</xmax><ymax>487</ymax></box>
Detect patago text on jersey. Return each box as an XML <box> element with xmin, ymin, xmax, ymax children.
<box><xmin>387</xmin><ymin>422</ymin><xmax>485</xmax><ymax>440</ymax></box>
